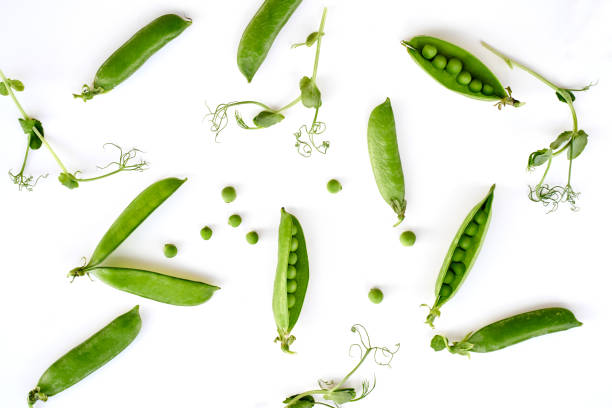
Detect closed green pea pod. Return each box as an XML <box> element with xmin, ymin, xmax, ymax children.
<box><xmin>27</xmin><ymin>306</ymin><xmax>141</xmax><ymax>407</ymax></box>
<box><xmin>431</xmin><ymin>307</ymin><xmax>582</xmax><ymax>356</ymax></box>
<box><xmin>237</xmin><ymin>0</ymin><xmax>303</xmax><ymax>82</ymax></box>
<box><xmin>424</xmin><ymin>184</ymin><xmax>495</xmax><ymax>327</ymax></box>
<box><xmin>272</xmin><ymin>208</ymin><xmax>309</xmax><ymax>353</ymax></box>
<box><xmin>367</xmin><ymin>98</ymin><xmax>406</xmax><ymax>226</ymax></box>
<box><xmin>74</xmin><ymin>14</ymin><xmax>191</xmax><ymax>101</ymax></box>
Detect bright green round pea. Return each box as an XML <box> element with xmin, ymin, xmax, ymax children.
<box><xmin>432</xmin><ymin>54</ymin><xmax>447</xmax><ymax>70</ymax></box>
<box><xmin>368</xmin><ymin>288</ymin><xmax>384</xmax><ymax>304</ymax></box>
<box><xmin>439</xmin><ymin>284</ymin><xmax>452</xmax><ymax>297</ymax></box>
<box><xmin>482</xmin><ymin>84</ymin><xmax>494</xmax><ymax>96</ymax></box>
<box><xmin>464</xmin><ymin>221</ymin><xmax>479</xmax><ymax>237</ymax></box>
<box><xmin>399</xmin><ymin>231</ymin><xmax>416</xmax><ymax>246</ymax></box>
<box><xmin>287</xmin><ymin>265</ymin><xmax>297</xmax><ymax>279</ymax></box>
<box><xmin>286</xmin><ymin>279</ymin><xmax>298</xmax><ymax>293</ymax></box>
<box><xmin>287</xmin><ymin>294</ymin><xmax>296</xmax><ymax>308</ymax></box>
<box><xmin>290</xmin><ymin>237</ymin><xmax>299</xmax><ymax>251</ymax></box>
<box><xmin>474</xmin><ymin>209</ymin><xmax>487</xmax><ymax>224</ymax></box>
<box><xmin>200</xmin><ymin>226</ymin><xmax>213</xmax><ymax>240</ymax></box>
<box><xmin>457</xmin><ymin>71</ymin><xmax>472</xmax><ymax>85</ymax></box>
<box><xmin>246</xmin><ymin>231</ymin><xmax>259</xmax><ymax>245</ymax></box>
<box><xmin>443</xmin><ymin>271</ymin><xmax>455</xmax><ymax>284</ymax></box>
<box><xmin>451</xmin><ymin>262</ymin><xmax>466</xmax><ymax>275</ymax></box>
<box><xmin>163</xmin><ymin>243</ymin><xmax>177</xmax><ymax>258</ymax></box>
<box><xmin>228</xmin><ymin>214</ymin><xmax>242</xmax><ymax>227</ymax></box>
<box><xmin>291</xmin><ymin>223</ymin><xmax>298</xmax><ymax>235</ymax></box>
<box><xmin>326</xmin><ymin>179</ymin><xmax>342</xmax><ymax>194</ymax></box>
<box><xmin>221</xmin><ymin>186</ymin><xmax>237</xmax><ymax>203</ymax></box>
<box><xmin>288</xmin><ymin>252</ymin><xmax>298</xmax><ymax>265</ymax></box>
<box><xmin>421</xmin><ymin>44</ymin><xmax>438</xmax><ymax>60</ymax></box>
<box><xmin>446</xmin><ymin>58</ymin><xmax>462</xmax><ymax>75</ymax></box>
<box><xmin>468</xmin><ymin>78</ymin><xmax>483</xmax><ymax>92</ymax></box>
<box><xmin>452</xmin><ymin>248</ymin><xmax>466</xmax><ymax>262</ymax></box>
<box><xmin>458</xmin><ymin>235</ymin><xmax>472</xmax><ymax>250</ymax></box>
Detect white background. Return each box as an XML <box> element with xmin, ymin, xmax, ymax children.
<box><xmin>1</xmin><ymin>0</ymin><xmax>611</xmax><ymax>407</ymax></box>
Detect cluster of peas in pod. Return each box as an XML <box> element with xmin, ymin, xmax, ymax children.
<box><xmin>285</xmin><ymin>220</ymin><xmax>302</xmax><ymax>309</ymax></box>
<box><xmin>420</xmin><ymin>44</ymin><xmax>494</xmax><ymax>96</ymax></box>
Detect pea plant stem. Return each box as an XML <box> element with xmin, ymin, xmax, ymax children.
<box><xmin>311</xmin><ymin>7</ymin><xmax>328</xmax><ymax>81</ymax></box>
<box><xmin>276</xmin><ymin>96</ymin><xmax>301</xmax><ymax>113</ymax></box>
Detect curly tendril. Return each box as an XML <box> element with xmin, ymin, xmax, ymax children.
<box><xmin>528</xmin><ymin>184</ymin><xmax>579</xmax><ymax>212</ymax></box>
<box><xmin>8</xmin><ymin>169</ymin><xmax>46</xmax><ymax>191</ymax></box>
<box><xmin>97</xmin><ymin>143</ymin><xmax>148</xmax><ymax>172</ymax></box>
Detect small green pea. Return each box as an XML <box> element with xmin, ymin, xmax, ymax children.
<box><xmin>439</xmin><ymin>284</ymin><xmax>452</xmax><ymax>297</ymax></box>
<box><xmin>399</xmin><ymin>230</ymin><xmax>416</xmax><ymax>246</ymax></box>
<box><xmin>288</xmin><ymin>252</ymin><xmax>298</xmax><ymax>265</ymax></box>
<box><xmin>464</xmin><ymin>221</ymin><xmax>479</xmax><ymax>237</ymax></box>
<box><xmin>432</xmin><ymin>54</ymin><xmax>447</xmax><ymax>70</ymax></box>
<box><xmin>451</xmin><ymin>262</ymin><xmax>466</xmax><ymax>275</ymax></box>
<box><xmin>474</xmin><ymin>209</ymin><xmax>487</xmax><ymax>224</ymax></box>
<box><xmin>200</xmin><ymin>226</ymin><xmax>213</xmax><ymax>240</ymax></box>
<box><xmin>228</xmin><ymin>214</ymin><xmax>242</xmax><ymax>227</ymax></box>
<box><xmin>246</xmin><ymin>231</ymin><xmax>259</xmax><ymax>245</ymax></box>
<box><xmin>287</xmin><ymin>294</ymin><xmax>296</xmax><ymax>308</ymax></box>
<box><xmin>163</xmin><ymin>243</ymin><xmax>177</xmax><ymax>258</ymax></box>
<box><xmin>291</xmin><ymin>223</ymin><xmax>298</xmax><ymax>235</ymax></box>
<box><xmin>452</xmin><ymin>248</ymin><xmax>466</xmax><ymax>262</ymax></box>
<box><xmin>443</xmin><ymin>271</ymin><xmax>455</xmax><ymax>284</ymax></box>
<box><xmin>326</xmin><ymin>179</ymin><xmax>342</xmax><ymax>194</ymax></box>
<box><xmin>286</xmin><ymin>279</ymin><xmax>298</xmax><ymax>293</ymax></box>
<box><xmin>482</xmin><ymin>84</ymin><xmax>494</xmax><ymax>96</ymax></box>
<box><xmin>287</xmin><ymin>265</ymin><xmax>297</xmax><ymax>279</ymax></box>
<box><xmin>290</xmin><ymin>237</ymin><xmax>298</xmax><ymax>251</ymax></box>
<box><xmin>468</xmin><ymin>78</ymin><xmax>483</xmax><ymax>92</ymax></box>
<box><xmin>421</xmin><ymin>44</ymin><xmax>438</xmax><ymax>60</ymax></box>
<box><xmin>368</xmin><ymin>288</ymin><xmax>384</xmax><ymax>304</ymax></box>
<box><xmin>458</xmin><ymin>235</ymin><xmax>472</xmax><ymax>250</ymax></box>
<box><xmin>446</xmin><ymin>58</ymin><xmax>462</xmax><ymax>75</ymax></box>
<box><xmin>457</xmin><ymin>71</ymin><xmax>472</xmax><ymax>85</ymax></box>
<box><xmin>221</xmin><ymin>186</ymin><xmax>237</xmax><ymax>203</ymax></box>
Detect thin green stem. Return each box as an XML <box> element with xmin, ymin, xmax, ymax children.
<box><xmin>231</xmin><ymin>100</ymin><xmax>272</xmax><ymax>110</ymax></box>
<box><xmin>75</xmin><ymin>168</ymin><xmax>123</xmax><ymax>182</ymax></box>
<box><xmin>18</xmin><ymin>144</ymin><xmax>30</xmax><ymax>174</ymax></box>
<box><xmin>276</xmin><ymin>96</ymin><xmax>301</xmax><ymax>113</ymax></box>
<box><xmin>535</xmin><ymin>157</ymin><xmax>553</xmax><ymax>192</ymax></box>
<box><xmin>31</xmin><ymin>126</ymin><xmax>69</xmax><ymax>174</ymax></box>
<box><xmin>0</xmin><ymin>69</ymin><xmax>29</xmax><ymax>119</ymax></box>
<box><xmin>311</xmin><ymin>7</ymin><xmax>328</xmax><ymax>81</ymax></box>
<box><xmin>330</xmin><ymin>348</ymin><xmax>372</xmax><ymax>392</ymax></box>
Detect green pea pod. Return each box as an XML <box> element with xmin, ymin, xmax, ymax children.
<box><xmin>27</xmin><ymin>306</ymin><xmax>141</xmax><ymax>407</ymax></box>
<box><xmin>74</xmin><ymin>14</ymin><xmax>191</xmax><ymax>101</ymax></box>
<box><xmin>273</xmin><ymin>208</ymin><xmax>309</xmax><ymax>353</ymax></box>
<box><xmin>431</xmin><ymin>307</ymin><xmax>582</xmax><ymax>357</ymax></box>
<box><xmin>237</xmin><ymin>0</ymin><xmax>303</xmax><ymax>82</ymax></box>
<box><xmin>89</xmin><ymin>267</ymin><xmax>219</xmax><ymax>306</ymax></box>
<box><xmin>86</xmin><ymin>177</ymin><xmax>186</xmax><ymax>268</ymax></box>
<box><xmin>424</xmin><ymin>184</ymin><xmax>495</xmax><ymax>327</ymax></box>
<box><xmin>402</xmin><ymin>36</ymin><xmax>520</xmax><ymax>107</ymax></box>
<box><xmin>367</xmin><ymin>98</ymin><xmax>406</xmax><ymax>226</ymax></box>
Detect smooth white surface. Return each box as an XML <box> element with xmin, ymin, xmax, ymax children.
<box><xmin>1</xmin><ymin>0</ymin><xmax>611</xmax><ymax>407</ymax></box>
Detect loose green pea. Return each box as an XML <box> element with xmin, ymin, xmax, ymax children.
<box><xmin>482</xmin><ymin>84</ymin><xmax>494</xmax><ymax>95</ymax></box>
<box><xmin>446</xmin><ymin>58</ymin><xmax>462</xmax><ymax>75</ymax></box>
<box><xmin>228</xmin><ymin>214</ymin><xmax>242</xmax><ymax>227</ymax></box>
<box><xmin>451</xmin><ymin>262</ymin><xmax>466</xmax><ymax>275</ymax></box>
<box><xmin>440</xmin><ymin>284</ymin><xmax>452</xmax><ymax>297</ymax></box>
<box><xmin>458</xmin><ymin>235</ymin><xmax>472</xmax><ymax>250</ymax></box>
<box><xmin>421</xmin><ymin>44</ymin><xmax>437</xmax><ymax>60</ymax></box>
<box><xmin>221</xmin><ymin>186</ymin><xmax>237</xmax><ymax>203</ymax></box>
<box><xmin>287</xmin><ymin>294</ymin><xmax>296</xmax><ymax>308</ymax></box>
<box><xmin>287</xmin><ymin>265</ymin><xmax>297</xmax><ymax>279</ymax></box>
<box><xmin>457</xmin><ymin>71</ymin><xmax>472</xmax><ymax>85</ymax></box>
<box><xmin>474</xmin><ymin>209</ymin><xmax>487</xmax><ymax>224</ymax></box>
<box><xmin>399</xmin><ymin>230</ymin><xmax>416</xmax><ymax>246</ymax></box>
<box><xmin>290</xmin><ymin>237</ymin><xmax>299</xmax><ymax>251</ymax></box>
<box><xmin>464</xmin><ymin>221</ymin><xmax>479</xmax><ymax>237</ymax></box>
<box><xmin>452</xmin><ymin>248</ymin><xmax>465</xmax><ymax>262</ymax></box>
<box><xmin>469</xmin><ymin>78</ymin><xmax>483</xmax><ymax>92</ymax></box>
<box><xmin>163</xmin><ymin>244</ymin><xmax>177</xmax><ymax>258</ymax></box>
<box><xmin>327</xmin><ymin>178</ymin><xmax>342</xmax><ymax>193</ymax></box>
<box><xmin>432</xmin><ymin>54</ymin><xmax>447</xmax><ymax>70</ymax></box>
<box><xmin>246</xmin><ymin>231</ymin><xmax>259</xmax><ymax>245</ymax></box>
<box><xmin>200</xmin><ymin>226</ymin><xmax>213</xmax><ymax>240</ymax></box>
<box><xmin>286</xmin><ymin>279</ymin><xmax>298</xmax><ymax>293</ymax></box>
<box><xmin>368</xmin><ymin>288</ymin><xmax>384</xmax><ymax>304</ymax></box>
<box><xmin>443</xmin><ymin>271</ymin><xmax>455</xmax><ymax>284</ymax></box>
<box><xmin>288</xmin><ymin>252</ymin><xmax>298</xmax><ymax>265</ymax></box>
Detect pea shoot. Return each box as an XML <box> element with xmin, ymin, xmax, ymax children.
<box><xmin>481</xmin><ymin>42</ymin><xmax>595</xmax><ymax>212</ymax></box>
<box><xmin>207</xmin><ymin>8</ymin><xmax>330</xmax><ymax>157</ymax></box>
<box><xmin>0</xmin><ymin>69</ymin><xmax>147</xmax><ymax>191</ymax></box>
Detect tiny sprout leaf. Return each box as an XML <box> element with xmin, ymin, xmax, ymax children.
<box><xmin>291</xmin><ymin>32</ymin><xmax>323</xmax><ymax>48</ymax></box>
<box><xmin>567</xmin><ymin>130</ymin><xmax>588</xmax><ymax>159</ymax></box>
<box><xmin>9</xmin><ymin>79</ymin><xmax>24</xmax><ymax>91</ymax></box>
<box><xmin>299</xmin><ymin>76</ymin><xmax>322</xmax><ymax>108</ymax></box>
<box><xmin>283</xmin><ymin>395</ymin><xmax>315</xmax><ymax>408</ymax></box>
<box><xmin>18</xmin><ymin>118</ymin><xmax>44</xmax><ymax>150</ymax></box>
<box><xmin>252</xmin><ymin>110</ymin><xmax>285</xmax><ymax>128</ymax></box>
<box><xmin>550</xmin><ymin>131</ymin><xmax>572</xmax><ymax>150</ymax></box>
<box><xmin>527</xmin><ymin>149</ymin><xmax>551</xmax><ymax>169</ymax></box>
<box><xmin>323</xmin><ymin>388</ymin><xmax>357</xmax><ymax>404</ymax></box>
<box><xmin>58</xmin><ymin>172</ymin><xmax>79</xmax><ymax>189</ymax></box>
<box><xmin>0</xmin><ymin>83</ymin><xmax>7</xmax><ymax>96</ymax></box>
<box><xmin>430</xmin><ymin>335</ymin><xmax>447</xmax><ymax>351</ymax></box>
<box><xmin>556</xmin><ymin>90</ymin><xmax>575</xmax><ymax>104</ymax></box>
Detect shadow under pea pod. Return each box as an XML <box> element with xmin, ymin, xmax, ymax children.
<box><xmin>68</xmin><ymin>177</ymin><xmax>219</xmax><ymax>306</ymax></box>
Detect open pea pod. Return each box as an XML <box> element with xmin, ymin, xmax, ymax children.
<box><xmin>273</xmin><ymin>208</ymin><xmax>309</xmax><ymax>353</ymax></box>
<box><xmin>424</xmin><ymin>184</ymin><xmax>495</xmax><ymax>327</ymax></box>
<box><xmin>28</xmin><ymin>306</ymin><xmax>141</xmax><ymax>407</ymax></box>
<box><xmin>402</xmin><ymin>36</ymin><xmax>520</xmax><ymax>106</ymax></box>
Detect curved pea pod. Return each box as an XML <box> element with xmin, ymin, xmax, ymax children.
<box><xmin>402</xmin><ymin>36</ymin><xmax>520</xmax><ymax>107</ymax></box>
<box><xmin>431</xmin><ymin>307</ymin><xmax>582</xmax><ymax>357</ymax></box>
<box><xmin>424</xmin><ymin>184</ymin><xmax>495</xmax><ymax>327</ymax></box>
<box><xmin>237</xmin><ymin>0</ymin><xmax>302</xmax><ymax>82</ymax></box>
<box><xmin>273</xmin><ymin>208</ymin><xmax>309</xmax><ymax>353</ymax></box>
<box><xmin>367</xmin><ymin>98</ymin><xmax>406</xmax><ymax>226</ymax></box>
<box><xmin>89</xmin><ymin>267</ymin><xmax>219</xmax><ymax>306</ymax></box>
<box><xmin>74</xmin><ymin>14</ymin><xmax>191</xmax><ymax>101</ymax></box>
<box><xmin>27</xmin><ymin>306</ymin><xmax>141</xmax><ymax>407</ymax></box>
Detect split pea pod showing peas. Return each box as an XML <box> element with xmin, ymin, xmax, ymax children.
<box><xmin>431</xmin><ymin>307</ymin><xmax>582</xmax><ymax>357</ymax></box>
<box><xmin>424</xmin><ymin>184</ymin><xmax>495</xmax><ymax>327</ymax></box>
<box><xmin>402</xmin><ymin>36</ymin><xmax>521</xmax><ymax>108</ymax></box>
<box><xmin>27</xmin><ymin>306</ymin><xmax>141</xmax><ymax>407</ymax></box>
<box><xmin>237</xmin><ymin>0</ymin><xmax>302</xmax><ymax>82</ymax></box>
<box><xmin>367</xmin><ymin>98</ymin><xmax>406</xmax><ymax>226</ymax></box>
<box><xmin>273</xmin><ymin>208</ymin><xmax>309</xmax><ymax>353</ymax></box>
<box><xmin>74</xmin><ymin>14</ymin><xmax>191</xmax><ymax>101</ymax></box>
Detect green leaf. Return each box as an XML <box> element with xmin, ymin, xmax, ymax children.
<box><xmin>18</xmin><ymin>118</ymin><xmax>44</xmax><ymax>150</ymax></box>
<box><xmin>527</xmin><ymin>148</ymin><xmax>551</xmax><ymax>169</ymax></box>
<box><xmin>9</xmin><ymin>79</ymin><xmax>24</xmax><ymax>91</ymax></box>
<box><xmin>323</xmin><ymin>388</ymin><xmax>356</xmax><ymax>404</ymax></box>
<box><xmin>58</xmin><ymin>173</ymin><xmax>79</xmax><ymax>189</ymax></box>
<box><xmin>550</xmin><ymin>131</ymin><xmax>572</xmax><ymax>150</ymax></box>
<box><xmin>567</xmin><ymin>130</ymin><xmax>588</xmax><ymax>159</ymax></box>
<box><xmin>299</xmin><ymin>76</ymin><xmax>322</xmax><ymax>108</ymax></box>
<box><xmin>283</xmin><ymin>395</ymin><xmax>314</xmax><ymax>408</ymax></box>
<box><xmin>556</xmin><ymin>89</ymin><xmax>575</xmax><ymax>104</ymax></box>
<box><xmin>292</xmin><ymin>32</ymin><xmax>323</xmax><ymax>48</ymax></box>
<box><xmin>252</xmin><ymin>110</ymin><xmax>284</xmax><ymax>128</ymax></box>
<box><xmin>0</xmin><ymin>83</ymin><xmax>7</xmax><ymax>95</ymax></box>
<box><xmin>430</xmin><ymin>335</ymin><xmax>447</xmax><ymax>351</ymax></box>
